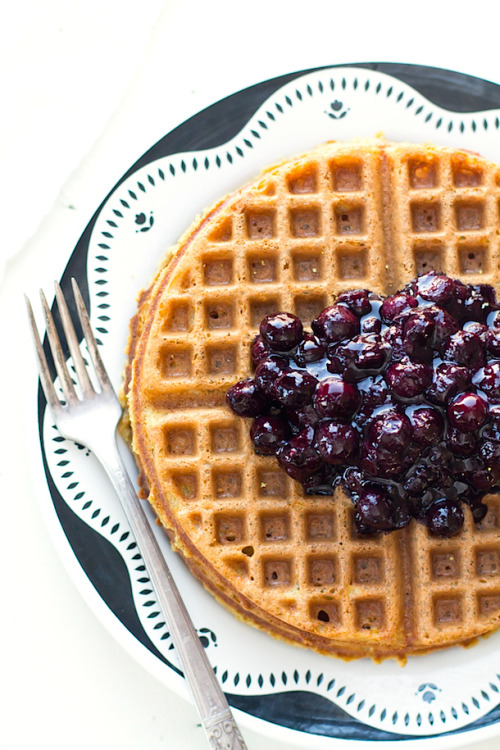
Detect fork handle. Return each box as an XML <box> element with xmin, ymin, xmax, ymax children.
<box><xmin>95</xmin><ymin>435</ymin><xmax>248</xmax><ymax>750</ymax></box>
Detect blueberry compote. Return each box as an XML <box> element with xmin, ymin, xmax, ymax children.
<box><xmin>226</xmin><ymin>272</ymin><xmax>500</xmax><ymax>537</ymax></box>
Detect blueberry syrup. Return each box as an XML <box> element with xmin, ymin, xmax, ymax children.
<box><xmin>226</xmin><ymin>272</ymin><xmax>500</xmax><ymax>537</ymax></box>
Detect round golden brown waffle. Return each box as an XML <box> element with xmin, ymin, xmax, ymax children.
<box><xmin>123</xmin><ymin>139</ymin><xmax>500</xmax><ymax>661</ymax></box>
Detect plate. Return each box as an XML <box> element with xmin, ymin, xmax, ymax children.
<box><xmin>36</xmin><ymin>63</ymin><xmax>500</xmax><ymax>748</ymax></box>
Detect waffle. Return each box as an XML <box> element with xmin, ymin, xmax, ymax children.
<box><xmin>124</xmin><ymin>139</ymin><xmax>500</xmax><ymax>660</ymax></box>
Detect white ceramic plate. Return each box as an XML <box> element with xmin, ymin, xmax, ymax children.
<box><xmin>35</xmin><ymin>64</ymin><xmax>500</xmax><ymax>748</ymax></box>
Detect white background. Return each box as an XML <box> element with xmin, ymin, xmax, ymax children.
<box><xmin>2</xmin><ymin>1</ymin><xmax>500</xmax><ymax>748</ymax></box>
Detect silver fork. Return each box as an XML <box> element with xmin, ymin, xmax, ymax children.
<box><xmin>26</xmin><ymin>278</ymin><xmax>248</xmax><ymax>750</ymax></box>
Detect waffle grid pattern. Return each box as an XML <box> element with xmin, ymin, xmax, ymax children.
<box><xmin>130</xmin><ymin>141</ymin><xmax>500</xmax><ymax>655</ymax></box>
<box><xmin>410</xmin><ymin>495</ymin><xmax>500</xmax><ymax>641</ymax></box>
<box><xmin>387</xmin><ymin>145</ymin><xmax>500</xmax><ymax>291</ymax></box>
<box><xmin>154</xmin><ymin>403</ymin><xmax>404</xmax><ymax>643</ymax></box>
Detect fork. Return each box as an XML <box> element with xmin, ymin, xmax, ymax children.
<box><xmin>26</xmin><ymin>278</ymin><xmax>248</xmax><ymax>750</ymax></box>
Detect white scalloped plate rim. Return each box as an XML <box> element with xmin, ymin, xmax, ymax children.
<box><xmin>33</xmin><ymin>64</ymin><xmax>500</xmax><ymax>748</ymax></box>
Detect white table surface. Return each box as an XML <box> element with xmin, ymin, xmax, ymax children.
<box><xmin>2</xmin><ymin>1</ymin><xmax>500</xmax><ymax>748</ymax></box>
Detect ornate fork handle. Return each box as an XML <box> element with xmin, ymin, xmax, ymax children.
<box><xmin>93</xmin><ymin>433</ymin><xmax>248</xmax><ymax>749</ymax></box>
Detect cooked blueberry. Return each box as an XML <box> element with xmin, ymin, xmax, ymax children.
<box><xmin>329</xmin><ymin>334</ymin><xmax>391</xmax><ymax>379</ymax></box>
<box><xmin>485</xmin><ymin>328</ymin><xmax>500</xmax><ymax>357</ymax></box>
<box><xmin>274</xmin><ymin>370</ymin><xmax>318</xmax><ymax>408</ymax></box>
<box><xmin>358</xmin><ymin>375</ymin><xmax>390</xmax><ymax>411</ymax></box>
<box><xmin>356</xmin><ymin>488</ymin><xmax>396</xmax><ymax>531</ymax></box>
<box><xmin>440</xmin><ymin>330</ymin><xmax>486</xmax><ymax>370</ymax></box>
<box><xmin>276</xmin><ymin>429</ymin><xmax>322</xmax><ymax>480</ymax></box>
<box><xmin>447</xmin><ymin>427</ymin><xmax>479</xmax><ymax>456</ymax></box>
<box><xmin>368</xmin><ymin>409</ymin><xmax>412</xmax><ymax>453</ymax></box>
<box><xmin>426</xmin><ymin>362</ymin><xmax>471</xmax><ymax>405</ymax></box>
<box><xmin>386</xmin><ymin>359</ymin><xmax>432</xmax><ymax>398</ymax></box>
<box><xmin>473</xmin><ymin>362</ymin><xmax>500</xmax><ymax>402</ymax></box>
<box><xmin>361</xmin><ymin>315</ymin><xmax>382</xmax><ymax>334</ymax></box>
<box><xmin>463</xmin><ymin>320</ymin><xmax>488</xmax><ymax>342</ymax></box>
<box><xmin>343</xmin><ymin>466</ymin><xmax>366</xmax><ymax>493</ymax></box>
<box><xmin>293</xmin><ymin>332</ymin><xmax>325</xmax><ymax>366</ymax></box>
<box><xmin>381</xmin><ymin>324</ymin><xmax>405</xmax><ymax>361</ymax></box>
<box><xmin>230</xmin><ymin>274</ymin><xmax>500</xmax><ymax>537</ymax></box>
<box><xmin>336</xmin><ymin>289</ymin><xmax>373</xmax><ymax>316</ymax></box>
<box><xmin>226</xmin><ymin>379</ymin><xmax>267</xmax><ymax>417</ymax></box>
<box><xmin>315</xmin><ymin>421</ymin><xmax>359</xmax><ymax>464</ymax></box>
<box><xmin>287</xmin><ymin>403</ymin><xmax>321</xmax><ymax>430</ymax></box>
<box><xmin>427</xmin><ymin>499</ymin><xmax>464</xmax><ymax>537</ymax></box>
<box><xmin>402</xmin><ymin>307</ymin><xmax>458</xmax><ymax>362</ymax></box>
<box><xmin>311</xmin><ymin>304</ymin><xmax>359</xmax><ymax>342</ymax></box>
<box><xmin>458</xmin><ymin>284</ymin><xmax>496</xmax><ymax>322</ymax></box>
<box><xmin>302</xmin><ymin>465</ymin><xmax>336</xmax><ymax>495</ymax></box>
<box><xmin>250</xmin><ymin>335</ymin><xmax>270</xmax><ymax>366</ymax></box>
<box><xmin>401</xmin><ymin>310</ymin><xmax>437</xmax><ymax>362</ymax></box>
<box><xmin>250</xmin><ymin>415</ymin><xmax>288</xmax><ymax>455</ymax></box>
<box><xmin>260</xmin><ymin>312</ymin><xmax>303</xmax><ymax>352</ymax></box>
<box><xmin>313</xmin><ymin>377</ymin><xmax>360</xmax><ymax>419</ymax></box>
<box><xmin>408</xmin><ymin>407</ymin><xmax>443</xmax><ymax>446</ymax></box>
<box><xmin>380</xmin><ymin>293</ymin><xmax>417</xmax><ymax>322</ymax></box>
<box><xmin>254</xmin><ymin>355</ymin><xmax>289</xmax><ymax>398</ymax></box>
<box><xmin>480</xmin><ymin>439</ymin><xmax>500</xmax><ymax>464</ymax></box>
<box><xmin>448</xmin><ymin>392</ymin><xmax>488</xmax><ymax>432</ymax></box>
<box><xmin>416</xmin><ymin>271</ymin><xmax>455</xmax><ymax>305</ymax></box>
<box><xmin>361</xmin><ymin>443</ymin><xmax>405</xmax><ymax>478</ymax></box>
<box><xmin>457</xmin><ymin>457</ymin><xmax>499</xmax><ymax>491</ymax></box>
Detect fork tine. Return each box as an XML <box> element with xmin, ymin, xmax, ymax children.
<box><xmin>54</xmin><ymin>281</ymin><xmax>94</xmax><ymax>396</ymax></box>
<box><xmin>71</xmin><ymin>278</ymin><xmax>113</xmax><ymax>392</ymax></box>
<box><xmin>25</xmin><ymin>294</ymin><xmax>63</xmax><ymax>416</ymax></box>
<box><xmin>39</xmin><ymin>288</ymin><xmax>77</xmax><ymax>404</ymax></box>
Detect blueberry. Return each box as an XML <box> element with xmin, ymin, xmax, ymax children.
<box><xmin>408</xmin><ymin>407</ymin><xmax>444</xmax><ymax>446</ymax></box>
<box><xmin>254</xmin><ymin>355</ymin><xmax>289</xmax><ymax>398</ymax></box>
<box><xmin>250</xmin><ymin>335</ymin><xmax>270</xmax><ymax>366</ymax></box>
<box><xmin>480</xmin><ymin>439</ymin><xmax>500</xmax><ymax>464</ymax></box>
<box><xmin>402</xmin><ymin>307</ymin><xmax>459</xmax><ymax>362</ymax></box>
<box><xmin>426</xmin><ymin>362</ymin><xmax>471</xmax><ymax>405</ymax></box>
<box><xmin>457</xmin><ymin>457</ymin><xmax>498</xmax><ymax>492</ymax></box>
<box><xmin>358</xmin><ymin>375</ymin><xmax>391</xmax><ymax>411</ymax></box>
<box><xmin>401</xmin><ymin>309</ymin><xmax>437</xmax><ymax>362</ymax></box>
<box><xmin>276</xmin><ymin>429</ymin><xmax>322</xmax><ymax>480</ymax></box>
<box><xmin>448</xmin><ymin>392</ymin><xmax>488</xmax><ymax>432</ymax></box>
<box><xmin>312</xmin><ymin>304</ymin><xmax>359</xmax><ymax>342</ymax></box>
<box><xmin>440</xmin><ymin>330</ymin><xmax>486</xmax><ymax>370</ymax></box>
<box><xmin>361</xmin><ymin>315</ymin><xmax>382</xmax><ymax>334</ymax></box>
<box><xmin>473</xmin><ymin>362</ymin><xmax>500</xmax><ymax>402</ymax></box>
<box><xmin>226</xmin><ymin>379</ymin><xmax>267</xmax><ymax>417</ymax></box>
<box><xmin>314</xmin><ymin>421</ymin><xmax>359</xmax><ymax>464</ymax></box>
<box><xmin>361</xmin><ymin>444</ymin><xmax>406</xmax><ymax>478</ymax></box>
<box><xmin>386</xmin><ymin>359</ymin><xmax>433</xmax><ymax>398</ymax></box>
<box><xmin>380</xmin><ymin>293</ymin><xmax>417</xmax><ymax>322</ymax></box>
<box><xmin>416</xmin><ymin>271</ymin><xmax>456</xmax><ymax>305</ymax></box>
<box><xmin>293</xmin><ymin>332</ymin><xmax>325</xmax><ymax>366</ymax></box>
<box><xmin>485</xmin><ymin>327</ymin><xmax>500</xmax><ymax>358</ymax></box>
<box><xmin>447</xmin><ymin>427</ymin><xmax>479</xmax><ymax>456</ymax></box>
<box><xmin>287</xmin><ymin>403</ymin><xmax>321</xmax><ymax>431</ymax></box>
<box><xmin>427</xmin><ymin>499</ymin><xmax>464</xmax><ymax>537</ymax></box>
<box><xmin>356</xmin><ymin>488</ymin><xmax>396</xmax><ymax>531</ymax></box>
<box><xmin>260</xmin><ymin>312</ymin><xmax>303</xmax><ymax>352</ymax></box>
<box><xmin>368</xmin><ymin>409</ymin><xmax>412</xmax><ymax>453</ymax></box>
<box><xmin>463</xmin><ymin>320</ymin><xmax>488</xmax><ymax>342</ymax></box>
<box><xmin>336</xmin><ymin>289</ymin><xmax>373</xmax><ymax>317</ymax></box>
<box><xmin>328</xmin><ymin>334</ymin><xmax>391</xmax><ymax>379</ymax></box>
<box><xmin>274</xmin><ymin>369</ymin><xmax>318</xmax><ymax>408</ymax></box>
<box><xmin>313</xmin><ymin>377</ymin><xmax>360</xmax><ymax>419</ymax></box>
<box><xmin>250</xmin><ymin>415</ymin><xmax>288</xmax><ymax>455</ymax></box>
